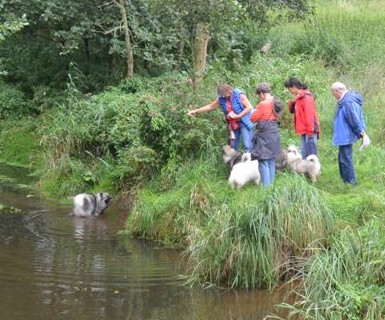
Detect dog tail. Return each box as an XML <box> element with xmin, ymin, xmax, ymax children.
<box><xmin>241</xmin><ymin>152</ymin><xmax>252</xmax><ymax>162</ymax></box>
<box><xmin>306</xmin><ymin>154</ymin><xmax>319</xmax><ymax>163</ymax></box>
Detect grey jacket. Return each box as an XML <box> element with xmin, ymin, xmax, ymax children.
<box><xmin>251</xmin><ymin>121</ymin><xmax>281</xmax><ymax>160</ymax></box>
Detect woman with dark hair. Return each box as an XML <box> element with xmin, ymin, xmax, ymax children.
<box><xmin>284</xmin><ymin>77</ymin><xmax>321</xmax><ymax>158</ymax></box>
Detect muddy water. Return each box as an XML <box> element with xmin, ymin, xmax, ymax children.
<box><xmin>0</xmin><ymin>163</ymin><xmax>284</xmax><ymax>320</ymax></box>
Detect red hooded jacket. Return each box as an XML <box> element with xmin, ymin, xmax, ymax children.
<box><xmin>288</xmin><ymin>89</ymin><xmax>320</xmax><ymax>138</ymax></box>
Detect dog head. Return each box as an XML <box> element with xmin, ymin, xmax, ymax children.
<box><xmin>222</xmin><ymin>145</ymin><xmax>243</xmax><ymax>168</ymax></box>
<box><xmin>222</xmin><ymin>144</ymin><xmax>237</xmax><ymax>158</ymax></box>
<box><xmin>96</xmin><ymin>192</ymin><xmax>112</xmax><ymax>210</ymax></box>
<box><xmin>286</xmin><ymin>145</ymin><xmax>302</xmax><ymax>163</ymax></box>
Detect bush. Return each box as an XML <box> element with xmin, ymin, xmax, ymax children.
<box><xmin>0</xmin><ymin>82</ymin><xmax>29</xmax><ymax>119</ymax></box>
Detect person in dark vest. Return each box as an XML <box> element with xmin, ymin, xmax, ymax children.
<box><xmin>250</xmin><ymin>83</ymin><xmax>282</xmax><ymax>187</ymax></box>
<box><xmin>284</xmin><ymin>77</ymin><xmax>321</xmax><ymax>158</ymax></box>
<box><xmin>188</xmin><ymin>83</ymin><xmax>254</xmax><ymax>152</ymax></box>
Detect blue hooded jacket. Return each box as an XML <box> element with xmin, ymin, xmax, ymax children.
<box><xmin>333</xmin><ymin>91</ymin><xmax>366</xmax><ymax>146</ymax></box>
<box><xmin>218</xmin><ymin>89</ymin><xmax>254</xmax><ymax>130</ymax></box>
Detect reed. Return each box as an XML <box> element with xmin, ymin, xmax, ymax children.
<box><xmin>274</xmin><ymin>219</ymin><xmax>385</xmax><ymax>319</ymax></box>
<box><xmin>185</xmin><ymin>175</ymin><xmax>333</xmax><ymax>289</ymax></box>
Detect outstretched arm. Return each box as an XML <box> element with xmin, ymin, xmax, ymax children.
<box><xmin>188</xmin><ymin>99</ymin><xmax>219</xmax><ymax>116</ymax></box>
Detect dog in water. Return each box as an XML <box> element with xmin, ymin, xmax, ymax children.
<box><xmin>222</xmin><ymin>145</ymin><xmax>260</xmax><ymax>189</ymax></box>
<box><xmin>286</xmin><ymin>145</ymin><xmax>321</xmax><ymax>182</ymax></box>
<box><xmin>71</xmin><ymin>192</ymin><xmax>112</xmax><ymax>217</ymax></box>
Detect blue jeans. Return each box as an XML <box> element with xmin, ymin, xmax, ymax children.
<box><xmin>258</xmin><ymin>158</ymin><xmax>275</xmax><ymax>187</ymax></box>
<box><xmin>233</xmin><ymin>124</ymin><xmax>253</xmax><ymax>152</ymax></box>
<box><xmin>300</xmin><ymin>133</ymin><xmax>318</xmax><ymax>159</ymax></box>
<box><xmin>338</xmin><ymin>144</ymin><xmax>357</xmax><ymax>185</ymax></box>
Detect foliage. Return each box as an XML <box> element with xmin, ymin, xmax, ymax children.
<box><xmin>1</xmin><ymin>0</ymin><xmax>385</xmax><ymax>301</ymax></box>
<box><xmin>36</xmin><ymin>73</ymin><xmax>222</xmax><ymax>195</ymax></box>
<box><xmin>0</xmin><ymin>4</ymin><xmax>28</xmax><ymax>43</ymax></box>
<box><xmin>0</xmin><ymin>0</ymin><xmax>313</xmax><ymax>95</ymax></box>
<box><xmin>0</xmin><ymin>117</ymin><xmax>39</xmax><ymax>165</ymax></box>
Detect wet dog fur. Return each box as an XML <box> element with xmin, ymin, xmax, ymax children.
<box><xmin>222</xmin><ymin>145</ymin><xmax>260</xmax><ymax>188</ymax></box>
<box><xmin>71</xmin><ymin>192</ymin><xmax>112</xmax><ymax>217</ymax></box>
<box><xmin>286</xmin><ymin>145</ymin><xmax>321</xmax><ymax>182</ymax></box>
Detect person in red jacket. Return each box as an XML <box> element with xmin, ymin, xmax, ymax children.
<box><xmin>284</xmin><ymin>77</ymin><xmax>321</xmax><ymax>159</ymax></box>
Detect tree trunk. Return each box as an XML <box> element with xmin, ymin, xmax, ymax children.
<box><xmin>176</xmin><ymin>24</ymin><xmax>185</xmax><ymax>70</ymax></box>
<box><xmin>192</xmin><ymin>23</ymin><xmax>210</xmax><ymax>88</ymax></box>
<box><xmin>114</xmin><ymin>0</ymin><xmax>134</xmax><ymax>79</ymax></box>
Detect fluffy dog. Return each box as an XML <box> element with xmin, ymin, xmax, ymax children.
<box><xmin>275</xmin><ymin>148</ymin><xmax>289</xmax><ymax>171</ymax></box>
<box><xmin>286</xmin><ymin>145</ymin><xmax>321</xmax><ymax>182</ymax></box>
<box><xmin>222</xmin><ymin>145</ymin><xmax>260</xmax><ymax>188</ymax></box>
<box><xmin>222</xmin><ymin>144</ymin><xmax>243</xmax><ymax>169</ymax></box>
<box><xmin>71</xmin><ymin>192</ymin><xmax>112</xmax><ymax>217</ymax></box>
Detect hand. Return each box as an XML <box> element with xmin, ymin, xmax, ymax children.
<box><xmin>188</xmin><ymin>110</ymin><xmax>196</xmax><ymax>116</ymax></box>
<box><xmin>359</xmin><ymin>133</ymin><xmax>370</xmax><ymax>152</ymax></box>
<box><xmin>358</xmin><ymin>131</ymin><xmax>365</xmax><ymax>138</ymax></box>
<box><xmin>228</xmin><ymin>111</ymin><xmax>237</xmax><ymax>119</ymax></box>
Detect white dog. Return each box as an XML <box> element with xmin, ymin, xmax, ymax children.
<box><xmin>71</xmin><ymin>192</ymin><xmax>112</xmax><ymax>217</ymax></box>
<box><xmin>228</xmin><ymin>152</ymin><xmax>260</xmax><ymax>189</ymax></box>
<box><xmin>286</xmin><ymin>145</ymin><xmax>321</xmax><ymax>182</ymax></box>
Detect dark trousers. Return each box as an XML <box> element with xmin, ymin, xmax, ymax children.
<box><xmin>338</xmin><ymin>144</ymin><xmax>357</xmax><ymax>185</ymax></box>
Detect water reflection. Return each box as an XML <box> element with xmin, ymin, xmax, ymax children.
<box><xmin>0</xmin><ymin>164</ymin><xmax>283</xmax><ymax>320</ymax></box>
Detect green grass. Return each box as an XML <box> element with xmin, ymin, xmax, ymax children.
<box><xmin>1</xmin><ymin>0</ymin><xmax>385</xmax><ymax>317</ymax></box>
<box><xmin>126</xmin><ymin>161</ymin><xmax>334</xmax><ymax>290</ymax></box>
<box><xmin>273</xmin><ymin>219</ymin><xmax>385</xmax><ymax>319</ymax></box>
<box><xmin>0</xmin><ymin>118</ymin><xmax>40</xmax><ymax>166</ymax></box>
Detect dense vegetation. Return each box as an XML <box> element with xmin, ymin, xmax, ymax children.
<box><xmin>1</xmin><ymin>0</ymin><xmax>385</xmax><ymax>319</ymax></box>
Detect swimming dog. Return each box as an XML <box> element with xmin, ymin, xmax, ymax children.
<box><xmin>71</xmin><ymin>192</ymin><xmax>112</xmax><ymax>217</ymax></box>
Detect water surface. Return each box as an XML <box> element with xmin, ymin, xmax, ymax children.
<box><xmin>0</xmin><ymin>164</ymin><xmax>283</xmax><ymax>319</ymax></box>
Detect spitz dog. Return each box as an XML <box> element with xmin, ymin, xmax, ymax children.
<box><xmin>71</xmin><ymin>192</ymin><xmax>112</xmax><ymax>217</ymax></box>
<box><xmin>222</xmin><ymin>145</ymin><xmax>260</xmax><ymax>189</ymax></box>
<box><xmin>286</xmin><ymin>145</ymin><xmax>321</xmax><ymax>182</ymax></box>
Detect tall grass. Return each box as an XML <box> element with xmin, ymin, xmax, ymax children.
<box><xmin>125</xmin><ymin>160</ymin><xmax>334</xmax><ymax>289</ymax></box>
<box><xmin>272</xmin><ymin>219</ymin><xmax>385</xmax><ymax>319</ymax></box>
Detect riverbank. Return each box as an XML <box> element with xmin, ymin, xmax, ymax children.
<box><xmin>1</xmin><ymin>0</ymin><xmax>385</xmax><ymax>318</ymax></box>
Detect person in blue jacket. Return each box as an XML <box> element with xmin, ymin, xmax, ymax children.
<box><xmin>331</xmin><ymin>82</ymin><xmax>367</xmax><ymax>185</ymax></box>
<box><xmin>188</xmin><ymin>83</ymin><xmax>254</xmax><ymax>152</ymax></box>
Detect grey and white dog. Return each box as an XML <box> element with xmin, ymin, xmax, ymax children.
<box><xmin>275</xmin><ymin>148</ymin><xmax>289</xmax><ymax>171</ymax></box>
<box><xmin>286</xmin><ymin>145</ymin><xmax>321</xmax><ymax>182</ymax></box>
<box><xmin>222</xmin><ymin>144</ymin><xmax>244</xmax><ymax>169</ymax></box>
<box><xmin>71</xmin><ymin>192</ymin><xmax>112</xmax><ymax>217</ymax></box>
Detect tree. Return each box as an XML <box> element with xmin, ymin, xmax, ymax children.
<box><xmin>150</xmin><ymin>0</ymin><xmax>312</xmax><ymax>86</ymax></box>
<box><xmin>112</xmin><ymin>0</ymin><xmax>134</xmax><ymax>78</ymax></box>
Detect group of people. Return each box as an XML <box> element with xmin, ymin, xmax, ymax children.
<box><xmin>188</xmin><ymin>77</ymin><xmax>368</xmax><ymax>187</ymax></box>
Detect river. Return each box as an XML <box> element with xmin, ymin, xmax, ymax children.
<box><xmin>0</xmin><ymin>163</ymin><xmax>284</xmax><ymax>320</ymax></box>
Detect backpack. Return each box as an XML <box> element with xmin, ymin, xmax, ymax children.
<box><xmin>273</xmin><ymin>99</ymin><xmax>284</xmax><ymax>117</ymax></box>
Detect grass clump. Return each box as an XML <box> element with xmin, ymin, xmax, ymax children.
<box><xmin>186</xmin><ymin>174</ymin><xmax>333</xmax><ymax>289</ymax></box>
<box><xmin>125</xmin><ymin>163</ymin><xmax>333</xmax><ymax>290</ymax></box>
<box><xmin>275</xmin><ymin>219</ymin><xmax>385</xmax><ymax>319</ymax></box>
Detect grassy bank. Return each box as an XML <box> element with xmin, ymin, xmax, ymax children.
<box><xmin>1</xmin><ymin>0</ymin><xmax>385</xmax><ymax>318</ymax></box>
